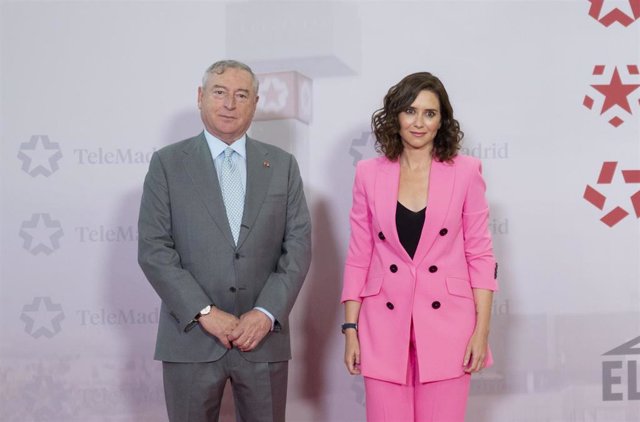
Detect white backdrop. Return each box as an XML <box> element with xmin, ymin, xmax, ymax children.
<box><xmin>1</xmin><ymin>1</ymin><xmax>639</xmax><ymax>421</ymax></box>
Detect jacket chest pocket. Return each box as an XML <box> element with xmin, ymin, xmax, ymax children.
<box><xmin>445</xmin><ymin>276</ymin><xmax>473</xmax><ymax>299</ymax></box>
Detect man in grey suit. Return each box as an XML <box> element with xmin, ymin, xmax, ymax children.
<box><xmin>138</xmin><ymin>60</ymin><xmax>312</xmax><ymax>422</ymax></box>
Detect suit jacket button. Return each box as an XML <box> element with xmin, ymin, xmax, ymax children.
<box><xmin>229</xmin><ymin>287</ymin><xmax>237</xmax><ymax>293</ymax></box>
<box><xmin>390</xmin><ymin>264</ymin><xmax>398</xmax><ymax>273</ymax></box>
<box><xmin>429</xmin><ymin>265</ymin><xmax>438</xmax><ymax>273</ymax></box>
<box><xmin>432</xmin><ymin>301</ymin><xmax>441</xmax><ymax>309</ymax></box>
<box><xmin>439</xmin><ymin>228</ymin><xmax>448</xmax><ymax>236</ymax></box>
<box><xmin>386</xmin><ymin>302</ymin><xmax>394</xmax><ymax>310</ymax></box>
<box><xmin>235</xmin><ymin>253</ymin><xmax>240</xmax><ymax>259</ymax></box>
<box><xmin>378</xmin><ymin>232</ymin><xmax>386</xmax><ymax>240</ymax></box>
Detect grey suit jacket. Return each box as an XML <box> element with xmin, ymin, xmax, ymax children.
<box><xmin>138</xmin><ymin>132</ymin><xmax>312</xmax><ymax>363</ymax></box>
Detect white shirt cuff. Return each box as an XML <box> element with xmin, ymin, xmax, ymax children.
<box><xmin>253</xmin><ymin>307</ymin><xmax>275</xmax><ymax>331</ymax></box>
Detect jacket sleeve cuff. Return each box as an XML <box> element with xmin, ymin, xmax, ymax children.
<box><xmin>469</xmin><ymin>262</ymin><xmax>499</xmax><ymax>291</ymax></box>
<box><xmin>341</xmin><ymin>265</ymin><xmax>368</xmax><ymax>303</ymax></box>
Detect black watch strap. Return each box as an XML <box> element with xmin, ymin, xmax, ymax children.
<box><xmin>341</xmin><ymin>323</ymin><xmax>358</xmax><ymax>334</ymax></box>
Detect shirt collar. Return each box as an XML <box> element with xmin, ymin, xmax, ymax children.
<box><xmin>204</xmin><ymin>129</ymin><xmax>247</xmax><ymax>160</ymax></box>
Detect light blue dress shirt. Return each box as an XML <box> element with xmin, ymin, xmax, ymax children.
<box><xmin>203</xmin><ymin>130</ymin><xmax>275</xmax><ymax>330</ymax></box>
<box><xmin>204</xmin><ymin>130</ymin><xmax>247</xmax><ymax>191</ymax></box>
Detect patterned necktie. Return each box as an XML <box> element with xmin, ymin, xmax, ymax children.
<box><xmin>220</xmin><ymin>147</ymin><xmax>244</xmax><ymax>245</ymax></box>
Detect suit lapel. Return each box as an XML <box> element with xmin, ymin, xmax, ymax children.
<box><xmin>375</xmin><ymin>159</ymin><xmax>413</xmax><ymax>264</ymax></box>
<box><xmin>183</xmin><ymin>133</ymin><xmax>235</xmax><ymax>247</ymax></box>
<box><xmin>236</xmin><ymin>137</ymin><xmax>272</xmax><ymax>248</ymax></box>
<box><xmin>412</xmin><ymin>159</ymin><xmax>456</xmax><ymax>266</ymax></box>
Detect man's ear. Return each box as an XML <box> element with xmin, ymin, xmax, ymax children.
<box><xmin>197</xmin><ymin>86</ymin><xmax>203</xmax><ymax>109</ymax></box>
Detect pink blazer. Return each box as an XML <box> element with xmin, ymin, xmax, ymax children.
<box><xmin>341</xmin><ymin>155</ymin><xmax>498</xmax><ymax>384</ymax></box>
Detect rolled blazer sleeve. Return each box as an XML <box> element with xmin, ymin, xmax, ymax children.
<box><xmin>462</xmin><ymin>158</ymin><xmax>498</xmax><ymax>291</ymax></box>
<box><xmin>137</xmin><ymin>152</ymin><xmax>212</xmax><ymax>332</ymax></box>
<box><xmin>341</xmin><ymin>161</ymin><xmax>374</xmax><ymax>303</ymax></box>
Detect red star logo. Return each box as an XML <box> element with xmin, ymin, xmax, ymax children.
<box><xmin>583</xmin><ymin>65</ymin><xmax>640</xmax><ymax>127</ymax></box>
<box><xmin>591</xmin><ymin>67</ymin><xmax>640</xmax><ymax>114</ymax></box>
<box><xmin>584</xmin><ymin>161</ymin><xmax>640</xmax><ymax>227</ymax></box>
<box><xmin>257</xmin><ymin>75</ymin><xmax>288</xmax><ymax>114</ymax></box>
<box><xmin>588</xmin><ymin>0</ymin><xmax>640</xmax><ymax>27</ymax></box>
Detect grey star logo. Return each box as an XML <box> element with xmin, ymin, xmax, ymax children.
<box><xmin>349</xmin><ymin>131</ymin><xmax>376</xmax><ymax>166</ymax></box>
<box><xmin>17</xmin><ymin>135</ymin><xmax>63</xmax><ymax>177</ymax></box>
<box><xmin>21</xmin><ymin>297</ymin><xmax>65</xmax><ymax>339</ymax></box>
<box><xmin>19</xmin><ymin>213</ymin><xmax>64</xmax><ymax>255</ymax></box>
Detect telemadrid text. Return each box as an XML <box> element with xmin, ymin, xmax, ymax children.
<box><xmin>77</xmin><ymin>308</ymin><xmax>159</xmax><ymax>326</ymax></box>
<box><xmin>74</xmin><ymin>148</ymin><xmax>155</xmax><ymax>165</ymax></box>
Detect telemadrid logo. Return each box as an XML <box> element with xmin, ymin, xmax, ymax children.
<box><xmin>349</xmin><ymin>132</ymin><xmax>510</xmax><ymax>166</ymax></box>
<box><xmin>583</xmin><ymin>161</ymin><xmax>640</xmax><ymax>227</ymax></box>
<box><xmin>583</xmin><ymin>65</ymin><xmax>640</xmax><ymax>127</ymax></box>
<box><xmin>17</xmin><ymin>135</ymin><xmax>156</xmax><ymax>173</ymax></box>
<box><xmin>588</xmin><ymin>0</ymin><xmax>640</xmax><ymax>27</ymax></box>
<box><xmin>17</xmin><ymin>135</ymin><xmax>62</xmax><ymax>177</ymax></box>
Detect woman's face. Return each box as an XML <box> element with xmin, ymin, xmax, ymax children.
<box><xmin>398</xmin><ymin>90</ymin><xmax>442</xmax><ymax>152</ymax></box>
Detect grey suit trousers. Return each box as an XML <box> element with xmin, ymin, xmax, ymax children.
<box><xmin>163</xmin><ymin>350</ymin><xmax>288</xmax><ymax>422</ymax></box>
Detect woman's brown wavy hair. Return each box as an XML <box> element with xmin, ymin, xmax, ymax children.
<box><xmin>372</xmin><ymin>72</ymin><xmax>463</xmax><ymax>162</ymax></box>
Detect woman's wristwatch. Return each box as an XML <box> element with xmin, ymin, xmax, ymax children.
<box><xmin>341</xmin><ymin>323</ymin><xmax>358</xmax><ymax>334</ymax></box>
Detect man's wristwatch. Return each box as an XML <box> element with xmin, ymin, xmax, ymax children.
<box><xmin>196</xmin><ymin>305</ymin><xmax>212</xmax><ymax>320</ymax></box>
<box><xmin>341</xmin><ymin>323</ymin><xmax>358</xmax><ymax>334</ymax></box>
<box><xmin>184</xmin><ymin>305</ymin><xmax>213</xmax><ymax>333</ymax></box>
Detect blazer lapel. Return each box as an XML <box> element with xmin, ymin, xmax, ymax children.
<box><xmin>412</xmin><ymin>159</ymin><xmax>456</xmax><ymax>266</ymax></box>
<box><xmin>236</xmin><ymin>137</ymin><xmax>272</xmax><ymax>248</ymax></box>
<box><xmin>374</xmin><ymin>159</ymin><xmax>413</xmax><ymax>264</ymax></box>
<box><xmin>183</xmin><ymin>133</ymin><xmax>236</xmax><ymax>247</ymax></box>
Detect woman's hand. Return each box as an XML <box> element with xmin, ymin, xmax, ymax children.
<box><xmin>344</xmin><ymin>331</ymin><xmax>361</xmax><ymax>375</ymax></box>
<box><xmin>463</xmin><ymin>329</ymin><xmax>488</xmax><ymax>373</ymax></box>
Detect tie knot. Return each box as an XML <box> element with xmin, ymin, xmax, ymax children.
<box><xmin>224</xmin><ymin>147</ymin><xmax>234</xmax><ymax>160</ymax></box>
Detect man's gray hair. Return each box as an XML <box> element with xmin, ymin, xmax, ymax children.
<box><xmin>202</xmin><ymin>60</ymin><xmax>259</xmax><ymax>94</ymax></box>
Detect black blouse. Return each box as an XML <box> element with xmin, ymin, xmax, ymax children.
<box><xmin>396</xmin><ymin>201</ymin><xmax>426</xmax><ymax>260</ymax></box>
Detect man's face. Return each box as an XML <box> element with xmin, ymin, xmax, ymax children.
<box><xmin>197</xmin><ymin>68</ymin><xmax>259</xmax><ymax>144</ymax></box>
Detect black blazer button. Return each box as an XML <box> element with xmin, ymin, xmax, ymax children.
<box><xmin>229</xmin><ymin>287</ymin><xmax>237</xmax><ymax>292</ymax></box>
<box><xmin>386</xmin><ymin>302</ymin><xmax>394</xmax><ymax>310</ymax></box>
<box><xmin>432</xmin><ymin>301</ymin><xmax>441</xmax><ymax>309</ymax></box>
<box><xmin>390</xmin><ymin>264</ymin><xmax>398</xmax><ymax>273</ymax></box>
<box><xmin>428</xmin><ymin>265</ymin><xmax>438</xmax><ymax>273</ymax></box>
<box><xmin>235</xmin><ymin>253</ymin><xmax>240</xmax><ymax>259</ymax></box>
<box><xmin>439</xmin><ymin>228</ymin><xmax>448</xmax><ymax>236</ymax></box>
<box><xmin>378</xmin><ymin>232</ymin><xmax>386</xmax><ymax>240</ymax></box>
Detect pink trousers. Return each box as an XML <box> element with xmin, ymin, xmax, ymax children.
<box><xmin>364</xmin><ymin>328</ymin><xmax>471</xmax><ymax>422</ymax></box>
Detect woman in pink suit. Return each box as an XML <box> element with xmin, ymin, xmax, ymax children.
<box><xmin>341</xmin><ymin>72</ymin><xmax>498</xmax><ymax>421</ymax></box>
